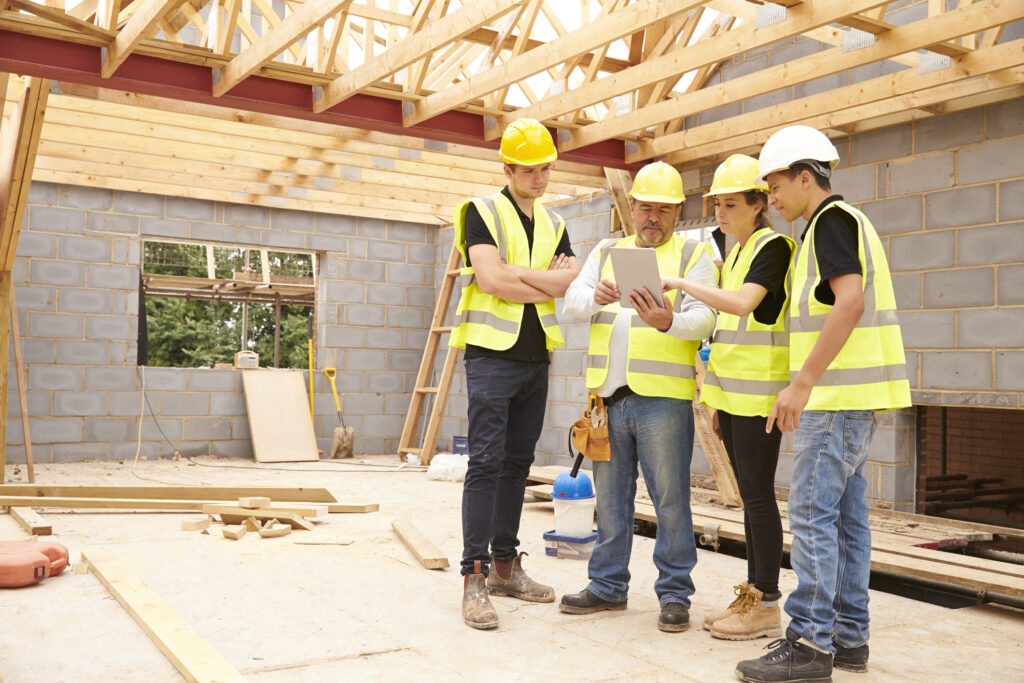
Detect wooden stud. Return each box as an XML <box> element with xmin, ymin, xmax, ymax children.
<box><xmin>222</xmin><ymin>524</ymin><xmax>247</xmax><ymax>539</ymax></box>
<box><xmin>81</xmin><ymin>548</ymin><xmax>246</xmax><ymax>682</ymax></box>
<box><xmin>0</xmin><ymin>485</ymin><xmax>336</xmax><ymax>502</ymax></box>
<box><xmin>6</xmin><ymin>0</ymin><xmax>116</xmax><ymax>39</ymax></box>
<box><xmin>603</xmin><ymin>168</ymin><xmax>635</xmax><ymax>236</ymax></box>
<box><xmin>0</xmin><ymin>272</ymin><xmax>8</xmax><ymax>481</ymax></box>
<box><xmin>9</xmin><ymin>506</ymin><xmax>52</xmax><ymax>535</ymax></box>
<box><xmin>181</xmin><ymin>517</ymin><xmax>211</xmax><ymax>531</ymax></box>
<box><xmin>238</xmin><ymin>496</ymin><xmax>271</xmax><ymax>509</ymax></box>
<box><xmin>391</xmin><ymin>518</ymin><xmax>449</xmax><ymax>570</ymax></box>
<box><xmin>9</xmin><ymin>290</ymin><xmax>34</xmax><ymax>482</ymax></box>
<box><xmin>1</xmin><ymin>76</ymin><xmax>49</xmax><ymax>272</ymax></box>
<box><xmin>326</xmin><ymin>503</ymin><xmax>379</xmax><ymax>513</ymax></box>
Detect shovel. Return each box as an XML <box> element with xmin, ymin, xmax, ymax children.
<box><xmin>323</xmin><ymin>368</ymin><xmax>354</xmax><ymax>458</ymax></box>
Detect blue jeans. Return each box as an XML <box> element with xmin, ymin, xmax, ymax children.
<box><xmin>785</xmin><ymin>410</ymin><xmax>877</xmax><ymax>652</ymax></box>
<box><xmin>586</xmin><ymin>394</ymin><xmax>698</xmax><ymax>606</ymax></box>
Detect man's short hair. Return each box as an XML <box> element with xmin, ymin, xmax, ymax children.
<box><xmin>778</xmin><ymin>162</ymin><xmax>831</xmax><ymax>192</ymax></box>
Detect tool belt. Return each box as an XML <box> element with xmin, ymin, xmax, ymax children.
<box><xmin>568</xmin><ymin>394</ymin><xmax>611</xmax><ymax>462</ymax></box>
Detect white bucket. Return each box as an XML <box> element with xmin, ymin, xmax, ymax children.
<box><xmin>553</xmin><ymin>497</ymin><xmax>596</xmax><ymax>538</ymax></box>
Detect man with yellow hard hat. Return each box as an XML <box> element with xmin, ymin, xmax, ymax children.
<box><xmin>450</xmin><ymin>118</ymin><xmax>579</xmax><ymax>630</ymax></box>
<box><xmin>560</xmin><ymin>161</ymin><xmax>717</xmax><ymax>632</ymax></box>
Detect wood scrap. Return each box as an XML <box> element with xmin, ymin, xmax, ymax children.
<box><xmin>9</xmin><ymin>506</ymin><xmax>51</xmax><ymax>535</ymax></box>
<box><xmin>258</xmin><ymin>521</ymin><xmax>291</xmax><ymax>538</ymax></box>
<box><xmin>202</xmin><ymin>503</ymin><xmax>327</xmax><ymax>518</ymax></box>
<box><xmin>73</xmin><ymin>561</ymin><xmax>89</xmax><ymax>575</ymax></box>
<box><xmin>222</xmin><ymin>525</ymin><xmax>247</xmax><ymax>540</ymax></box>
<box><xmin>215</xmin><ymin>508</ymin><xmax>314</xmax><ymax>531</ymax></box>
<box><xmin>242</xmin><ymin>517</ymin><xmax>262</xmax><ymax>532</ymax></box>
<box><xmin>0</xmin><ymin>485</ymin><xmax>337</xmax><ymax>503</ymax></box>
<box><xmin>391</xmin><ymin>518</ymin><xmax>449</xmax><ymax>570</ymax></box>
<box><xmin>81</xmin><ymin>548</ymin><xmax>245</xmax><ymax>682</ymax></box>
<box><xmin>181</xmin><ymin>517</ymin><xmax>211</xmax><ymax>532</ymax></box>
<box><xmin>327</xmin><ymin>503</ymin><xmax>379</xmax><ymax>513</ymax></box>
<box><xmin>238</xmin><ymin>496</ymin><xmax>271</xmax><ymax>509</ymax></box>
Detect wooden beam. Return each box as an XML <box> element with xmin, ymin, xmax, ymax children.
<box><xmin>403</xmin><ymin>0</ymin><xmax>702</xmax><ymax>127</ymax></box>
<box><xmin>392</xmin><ymin>518</ymin><xmax>449</xmax><ymax>569</ymax></box>
<box><xmin>0</xmin><ymin>484</ymin><xmax>338</xmax><ymax>501</ymax></box>
<box><xmin>5</xmin><ymin>0</ymin><xmax>116</xmax><ymax>39</ymax></box>
<box><xmin>603</xmin><ymin>167</ymin><xmax>634</xmax><ymax>236</ymax></box>
<box><xmin>0</xmin><ymin>272</ymin><xmax>8</xmax><ymax>482</ymax></box>
<box><xmin>101</xmin><ymin>0</ymin><xmax>181</xmax><ymax>78</ymax></box>
<box><xmin>213</xmin><ymin>0</ymin><xmax>353</xmax><ymax>97</ymax></box>
<box><xmin>315</xmin><ymin>0</ymin><xmax>524</xmax><ymax>112</ymax></box>
<box><xmin>216</xmin><ymin>0</ymin><xmax>242</xmax><ymax>55</ymax></box>
<box><xmin>0</xmin><ymin>76</ymin><xmax>49</xmax><ymax>271</ymax></box>
<box><xmin>9</xmin><ymin>290</ymin><xmax>34</xmax><ymax>482</ymax></box>
<box><xmin>82</xmin><ymin>547</ymin><xmax>246</xmax><ymax>682</ymax></box>
<box><xmin>9</xmin><ymin>506</ymin><xmax>51</xmax><ymax>535</ymax></box>
<box><xmin>565</xmin><ymin>0</ymin><xmax>1020</xmax><ymax>153</ymax></box>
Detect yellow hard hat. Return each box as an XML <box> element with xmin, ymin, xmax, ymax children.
<box><xmin>704</xmin><ymin>154</ymin><xmax>769</xmax><ymax>197</ymax></box>
<box><xmin>630</xmin><ymin>161</ymin><xmax>685</xmax><ymax>204</ymax></box>
<box><xmin>499</xmin><ymin>118</ymin><xmax>557</xmax><ymax>166</ymax></box>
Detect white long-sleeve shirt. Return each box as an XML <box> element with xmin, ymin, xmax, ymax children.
<box><xmin>563</xmin><ymin>240</ymin><xmax>718</xmax><ymax>397</ymax></box>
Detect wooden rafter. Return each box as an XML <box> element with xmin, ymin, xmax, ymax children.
<box><xmin>1</xmin><ymin>76</ymin><xmax>49</xmax><ymax>271</ymax></box>
<box><xmin>101</xmin><ymin>0</ymin><xmax>180</xmax><ymax>77</ymax></box>
<box><xmin>485</xmin><ymin>0</ymin><xmax>541</xmax><ymax>112</ymax></box>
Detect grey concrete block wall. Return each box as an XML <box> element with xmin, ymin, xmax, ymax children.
<box><xmin>8</xmin><ymin>182</ymin><xmax>435</xmax><ymax>462</ymax></box>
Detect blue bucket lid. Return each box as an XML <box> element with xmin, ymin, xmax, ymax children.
<box><xmin>553</xmin><ymin>470</ymin><xmax>595</xmax><ymax>499</ymax></box>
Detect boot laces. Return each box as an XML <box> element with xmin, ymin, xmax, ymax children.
<box><xmin>762</xmin><ymin>638</ymin><xmax>795</xmax><ymax>667</ymax></box>
<box><xmin>728</xmin><ymin>584</ymin><xmax>756</xmax><ymax>613</ymax></box>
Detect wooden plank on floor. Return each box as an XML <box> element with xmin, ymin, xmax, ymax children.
<box><xmin>327</xmin><ymin>503</ymin><xmax>379</xmax><ymax>513</ymax></box>
<box><xmin>0</xmin><ymin>485</ymin><xmax>337</xmax><ymax>503</ymax></box>
<box><xmin>242</xmin><ymin>370</ymin><xmax>319</xmax><ymax>463</ymax></box>
<box><xmin>201</xmin><ymin>503</ymin><xmax>328</xmax><ymax>518</ymax></box>
<box><xmin>81</xmin><ymin>547</ymin><xmax>245</xmax><ymax>683</ymax></box>
<box><xmin>8</xmin><ymin>506</ymin><xmax>51</xmax><ymax>535</ymax></box>
<box><xmin>0</xmin><ymin>496</ymin><xmax>230</xmax><ymax>511</ymax></box>
<box><xmin>392</xmin><ymin>518</ymin><xmax>449</xmax><ymax>570</ymax></box>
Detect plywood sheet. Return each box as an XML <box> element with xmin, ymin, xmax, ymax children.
<box><xmin>241</xmin><ymin>370</ymin><xmax>319</xmax><ymax>463</ymax></box>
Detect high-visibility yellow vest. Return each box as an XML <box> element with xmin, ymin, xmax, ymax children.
<box><xmin>701</xmin><ymin>228</ymin><xmax>795</xmax><ymax>417</ymax></box>
<box><xmin>791</xmin><ymin>200</ymin><xmax>911</xmax><ymax>411</ymax></box>
<box><xmin>586</xmin><ymin>234</ymin><xmax>711</xmax><ymax>400</ymax></box>
<box><xmin>449</xmin><ymin>192</ymin><xmax>566</xmax><ymax>351</ymax></box>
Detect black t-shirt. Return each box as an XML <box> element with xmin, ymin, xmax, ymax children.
<box><xmin>463</xmin><ymin>187</ymin><xmax>575</xmax><ymax>363</ymax></box>
<box><xmin>742</xmin><ymin>236</ymin><xmax>793</xmax><ymax>325</ymax></box>
<box><xmin>799</xmin><ymin>195</ymin><xmax>862</xmax><ymax>306</ymax></box>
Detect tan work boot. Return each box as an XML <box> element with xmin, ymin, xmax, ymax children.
<box><xmin>702</xmin><ymin>582</ymin><xmax>753</xmax><ymax>631</ymax></box>
<box><xmin>463</xmin><ymin>561</ymin><xmax>498</xmax><ymax>630</ymax></box>
<box><xmin>709</xmin><ymin>586</ymin><xmax>782</xmax><ymax>641</ymax></box>
<box><xmin>486</xmin><ymin>552</ymin><xmax>555</xmax><ymax>602</ymax></box>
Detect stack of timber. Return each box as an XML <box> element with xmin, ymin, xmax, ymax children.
<box><xmin>527</xmin><ymin>466</ymin><xmax>1024</xmax><ymax>601</ymax></box>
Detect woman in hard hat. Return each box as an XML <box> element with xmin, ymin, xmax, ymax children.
<box><xmin>661</xmin><ymin>154</ymin><xmax>794</xmax><ymax>641</ymax></box>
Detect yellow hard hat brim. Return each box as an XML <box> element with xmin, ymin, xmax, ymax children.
<box><xmin>630</xmin><ymin>192</ymin><xmax>685</xmax><ymax>204</ymax></box>
<box><xmin>703</xmin><ymin>184</ymin><xmax>769</xmax><ymax>197</ymax></box>
<box><xmin>499</xmin><ymin>149</ymin><xmax>558</xmax><ymax>166</ymax></box>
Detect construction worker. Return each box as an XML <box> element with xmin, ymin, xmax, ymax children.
<box><xmin>560</xmin><ymin>161</ymin><xmax>717</xmax><ymax>632</ymax></box>
<box><xmin>449</xmin><ymin>118</ymin><xmax>580</xmax><ymax>630</ymax></box>
<box><xmin>661</xmin><ymin>154</ymin><xmax>794</xmax><ymax>641</ymax></box>
<box><xmin>734</xmin><ymin>126</ymin><xmax>912</xmax><ymax>683</ymax></box>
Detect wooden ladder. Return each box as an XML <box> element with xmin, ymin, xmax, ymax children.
<box><xmin>398</xmin><ymin>243</ymin><xmax>462</xmax><ymax>465</ymax></box>
<box><xmin>693</xmin><ymin>355</ymin><xmax>743</xmax><ymax>507</ymax></box>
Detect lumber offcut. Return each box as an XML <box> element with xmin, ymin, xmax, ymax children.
<box><xmin>0</xmin><ymin>485</ymin><xmax>337</xmax><ymax>502</ymax></box>
<box><xmin>327</xmin><ymin>503</ymin><xmax>379</xmax><ymax>513</ymax></box>
<box><xmin>8</xmin><ymin>506</ymin><xmax>52</xmax><ymax>535</ymax></box>
<box><xmin>392</xmin><ymin>518</ymin><xmax>449</xmax><ymax>570</ymax></box>
<box><xmin>81</xmin><ymin>548</ymin><xmax>245</xmax><ymax>683</ymax></box>
<box><xmin>215</xmin><ymin>508</ymin><xmax>314</xmax><ymax>531</ymax></box>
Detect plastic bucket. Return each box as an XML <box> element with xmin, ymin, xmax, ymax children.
<box><xmin>553</xmin><ymin>497</ymin><xmax>596</xmax><ymax>538</ymax></box>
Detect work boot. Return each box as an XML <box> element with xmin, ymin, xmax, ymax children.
<box><xmin>709</xmin><ymin>587</ymin><xmax>782</xmax><ymax>641</ymax></box>
<box><xmin>559</xmin><ymin>589</ymin><xmax>627</xmax><ymax>614</ymax></box>
<box><xmin>658</xmin><ymin>602</ymin><xmax>690</xmax><ymax>632</ymax></box>
<box><xmin>702</xmin><ymin>582</ymin><xmax>753</xmax><ymax>631</ymax></box>
<box><xmin>735</xmin><ymin>628</ymin><xmax>833</xmax><ymax>683</ymax></box>
<box><xmin>462</xmin><ymin>561</ymin><xmax>498</xmax><ymax>630</ymax></box>
<box><xmin>486</xmin><ymin>552</ymin><xmax>555</xmax><ymax>603</ymax></box>
<box><xmin>833</xmin><ymin>640</ymin><xmax>869</xmax><ymax>673</ymax></box>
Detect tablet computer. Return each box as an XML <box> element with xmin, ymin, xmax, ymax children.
<box><xmin>608</xmin><ymin>246</ymin><xmax>664</xmax><ymax>309</ymax></box>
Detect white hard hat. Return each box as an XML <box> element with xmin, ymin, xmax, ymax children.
<box><xmin>757</xmin><ymin>125</ymin><xmax>840</xmax><ymax>182</ymax></box>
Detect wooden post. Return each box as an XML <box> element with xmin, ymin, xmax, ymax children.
<box><xmin>0</xmin><ymin>271</ymin><xmax>10</xmax><ymax>482</ymax></box>
<box><xmin>273</xmin><ymin>297</ymin><xmax>281</xmax><ymax>368</ymax></box>
<box><xmin>9</xmin><ymin>289</ymin><xmax>34</xmax><ymax>482</ymax></box>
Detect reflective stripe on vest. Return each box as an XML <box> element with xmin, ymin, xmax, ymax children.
<box><xmin>789</xmin><ymin>201</ymin><xmax>911</xmax><ymax>411</ymax></box>
<box><xmin>700</xmin><ymin>228</ymin><xmax>794</xmax><ymax>417</ymax></box>
<box><xmin>449</xmin><ymin>192</ymin><xmax>566</xmax><ymax>351</ymax></box>
<box><xmin>585</xmin><ymin>234</ymin><xmax>708</xmax><ymax>400</ymax></box>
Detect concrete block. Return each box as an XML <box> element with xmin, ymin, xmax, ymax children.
<box><xmin>236</xmin><ymin>228</ymin><xmax>262</xmax><ymax>245</ymax></box>
<box><xmin>368</xmin><ymin>284</ymin><xmax>406</xmax><ymax>306</ymax></box>
<box><xmin>985</xmin><ymin>99</ymin><xmax>1024</xmax><ymax>139</ymax></box>
<box><xmin>211</xmin><ymin>392</ymin><xmax>246</xmax><ymax>416</ymax></box>
<box><xmin>58</xmin><ymin>288</ymin><xmax>110</xmax><ymax>314</ymax></box>
<box><xmin>388</xmin><ymin>220</ymin><xmax>428</xmax><ymax>243</ymax></box>
<box><xmin>565</xmin><ymin>377</ymin><xmax>588</xmax><ymax>404</ymax></box>
<box><xmin>367</xmin><ymin>328</ymin><xmax>403</xmax><ymax>349</ymax></box>
<box><xmin>793</xmin><ymin>73</ymin><xmax>844</xmax><ymax>99</ymax></box>
<box><xmin>260</xmin><ymin>229</ymin><xmax>305</xmax><ymax>249</ymax></box>
<box><xmin>83</xmin><ymin>416</ymin><xmax>136</xmax><ymax>442</ymax></box>
<box><xmin>140</xmin><ymin>217</ymin><xmax>189</xmax><ymax>239</ymax></box>
<box><xmin>29</xmin><ymin>417</ymin><xmax>83</xmax><ymax>443</ymax></box>
<box><xmin>15</xmin><ymin>232</ymin><xmax>58</xmax><ymax>258</ymax></box>
<box><xmin>830</xmin><ymin>164</ymin><xmax>875</xmax><ymax>204</ymax></box>
<box><xmin>21</xmin><ymin>339</ymin><xmax>54</xmax><ymax>364</ymax></box>
<box><xmin>366</xmin><ymin>372</ymin><xmax>404</xmax><ymax>393</ymax></box>
<box><xmin>347</xmin><ymin>239</ymin><xmax>368</xmax><ymax>259</ymax></box>
<box><xmin>60</xmin><ymin>186</ymin><xmax>112</xmax><ymax>210</ymax></box>
<box><xmin>345</xmin><ymin>304</ymin><xmax>385</xmax><ymax>327</ymax></box>
<box><xmin>114</xmin><ymin>191</ymin><xmax>164</xmax><ymax>216</ymax></box>
<box><xmin>232</xmin><ymin>416</ymin><xmax>250</xmax><ymax>439</ymax></box>
<box><xmin>405</xmin><ymin>329</ymin><xmax>428</xmax><ymax>350</ymax></box>
<box><xmin>346</xmin><ymin>349</ymin><xmax>386</xmax><ymax>371</ymax></box>
<box><xmin>407</xmin><ymin>286</ymin><xmax>435</xmax><ymax>308</ymax></box>
<box><xmin>362</xmin><ymin>414</ymin><xmax>402</xmax><ymax>439</ymax></box>
<box><xmin>317</xmin><ymin>213</ymin><xmax>358</xmax><ymax>235</ymax></box>
<box><xmin>189</xmin><ymin>221</ymin><xmax>235</xmax><ymax>244</ymax></box>
<box><xmin>995</xmin><ymin>351</ymin><xmax>1024</xmax><ymax>391</ymax></box>
<box><xmin>866</xmin><ymin>424</ymin><xmax>911</xmax><ymax>465</ymax></box>
<box><xmin>997</xmin><ymin>265</ymin><xmax>1024</xmax><ymax>305</ymax></box>
<box><xmin>387</xmin><ymin>263</ymin><xmax>430</xmax><ymax>286</ymax></box>
<box><xmin>849</xmin><ymin>59</ymin><xmax>905</xmax><ymax>85</ymax></box>
<box><xmin>888</xmin><ymin>153</ymin><xmax>954</xmax><ymax>196</ymax></box>
<box><xmin>743</xmin><ymin>89</ymin><xmax>792</xmax><ymax>114</ymax></box>
<box><xmin>31</xmin><ymin>260</ymin><xmax>86</xmax><ymax>286</ymax></box>
<box><xmin>957</xmin><ymin>223</ymin><xmax>1024</xmax><ymax>266</ymax></box>
<box><xmin>889</xmin><ymin>230</ymin><xmax>954</xmax><ymax>271</ymax></box>
<box><xmin>914</xmin><ymin>108</ymin><xmax>984</xmax><ymax>154</ymax></box>
<box><xmin>367</xmin><ymin>239</ymin><xmax>406</xmax><ymax>262</ymax></box>
<box><xmin>27</xmin><ymin>181</ymin><xmax>58</xmax><ymax>204</ymax></box>
<box><xmin>721</xmin><ymin>54</ymin><xmax>769</xmax><ymax>82</ymax></box>
<box><xmin>342</xmin><ymin>393</ymin><xmax>383</xmax><ymax>415</ymax></box>
<box><xmin>850</xmin><ymin>125</ymin><xmax>911</xmax><ymax>166</ymax></box>
<box><xmin>86</xmin><ymin>315</ymin><xmax>135</xmax><ymax>341</ymax></box>
<box><xmin>209</xmin><ymin>440</ymin><xmax>253</xmax><ymax>459</ymax></box>
<box><xmin>187</xmin><ymin>369</ymin><xmax>237</xmax><ymax>392</ymax></box>
<box><xmin>306</xmin><ymin>234</ymin><xmax>348</xmax><ymax>252</ymax></box>
<box><xmin>59</xmin><ymin>235</ymin><xmax>111</xmax><ymax>263</ymax></box>
<box><xmin>53</xmin><ymin>442</ymin><xmax>108</xmax><ymax>461</ymax></box>
<box><xmin>387</xmin><ymin>350</ymin><xmax>421</xmax><ymax>372</ymax></box>
<box><xmin>30</xmin><ymin>206</ymin><xmax>85</xmax><ymax>233</ymax></box>
<box><xmin>88</xmin><ymin>264</ymin><xmax>138</xmax><ymax>290</ymax></box>
<box><xmin>959</xmin><ymin>138</ymin><xmax>1024</xmax><ymax>186</ymax></box>
<box><xmin>921</xmin><ymin>351</ymin><xmax>990</xmax><ymax>390</ymax></box>
<box><xmin>999</xmin><ymin>179</ymin><xmax>1024</xmax><ymax>222</ymax></box>
<box><xmin>323</xmin><ymin>281</ymin><xmax>366</xmax><ymax>304</ymax></box>
<box><xmin>386</xmin><ymin>307</ymin><xmax>422</xmax><ymax>328</ymax></box>
<box><xmin>271</xmin><ymin>208</ymin><xmax>315</xmax><ymax>231</ymax></box>
<box><xmin>406</xmin><ymin>243</ymin><xmax>434</xmax><ymax>266</ymax></box>
<box><xmin>14</xmin><ymin>285</ymin><xmax>56</xmax><ymax>311</ymax></box>
<box><xmin>166</xmin><ymin>197</ymin><xmax>214</xmax><ymax>221</ymax></box>
<box><xmin>384</xmin><ymin>393</ymin><xmax>411</xmax><ymax>415</ymax></box>
<box><xmin>980</xmin><ymin>392</ymin><xmax>1018</xmax><ymax>407</ymax></box>
<box><xmin>346</xmin><ymin>260</ymin><xmax>387</xmax><ymax>282</ymax></box>
<box><xmin>225</xmin><ymin>203</ymin><xmax>269</xmax><ymax>227</ymax></box>
<box><xmin>770</xmin><ymin>38</ymin><xmax>821</xmax><ymax>66</ymax></box>
<box><xmin>551</xmin><ymin>350</ymin><xmax>583</xmax><ymax>377</ymax></box>
<box><xmin>160</xmin><ymin>392</ymin><xmax>210</xmax><ymax>415</ymax></box>
<box><xmin>57</xmin><ymin>340</ymin><xmax>109</xmax><ymax>365</ymax></box>
<box><xmin>28</xmin><ymin>312</ymin><xmax>84</xmax><ymax>338</ymax></box>
<box><xmin>357</xmin><ymin>217</ymin><xmax>387</xmax><ymax>238</ymax></box>
<box><xmin>922</xmin><ymin>268</ymin><xmax>994</xmax><ymax>308</ymax></box>
<box><xmin>84</xmin><ymin>366</ymin><xmax>137</xmax><ymax>390</ymax></box>
<box><xmin>958</xmin><ymin>308</ymin><xmax>1024</xmax><ymax>348</ymax></box>
<box><xmin>144</xmin><ymin>368</ymin><xmax>188</xmax><ymax>391</ymax></box>
<box><xmin>55</xmin><ymin>392</ymin><xmax>107</xmax><ymax>416</ymax></box>
<box><xmin>897</xmin><ymin>310</ymin><xmax>954</xmax><ymax>348</ymax></box>
<box><xmin>893</xmin><ymin>272</ymin><xmax>922</xmax><ymax>311</ymax></box>
<box><xmin>109</xmin><ymin>391</ymin><xmax>143</xmax><ymax>416</ymax></box>
<box><xmin>324</xmin><ymin>325</ymin><xmax>366</xmax><ymax>348</ymax></box>
<box><xmin>87</xmin><ymin>212</ymin><xmax>138</xmax><ymax>234</ymax></box>
<box><xmin>185</xmin><ymin>417</ymin><xmax>232</xmax><ymax>440</ymax></box>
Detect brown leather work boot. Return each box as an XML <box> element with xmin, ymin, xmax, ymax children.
<box><xmin>702</xmin><ymin>582</ymin><xmax>753</xmax><ymax>631</ymax></box>
<box><xmin>463</xmin><ymin>561</ymin><xmax>498</xmax><ymax>630</ymax></box>
<box><xmin>486</xmin><ymin>552</ymin><xmax>555</xmax><ymax>603</ymax></box>
<box><xmin>709</xmin><ymin>586</ymin><xmax>782</xmax><ymax>641</ymax></box>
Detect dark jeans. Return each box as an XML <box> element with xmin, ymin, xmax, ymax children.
<box><xmin>717</xmin><ymin>410</ymin><xmax>784</xmax><ymax>596</ymax></box>
<box><xmin>461</xmin><ymin>356</ymin><xmax>548</xmax><ymax>576</ymax></box>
